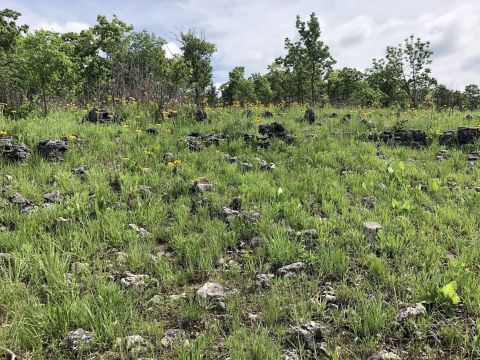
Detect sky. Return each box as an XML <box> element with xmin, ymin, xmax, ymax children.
<box><xmin>3</xmin><ymin>0</ymin><xmax>480</xmax><ymax>89</ymax></box>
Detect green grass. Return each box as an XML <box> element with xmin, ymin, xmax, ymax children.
<box><xmin>1</xmin><ymin>106</ymin><xmax>480</xmax><ymax>359</ymax></box>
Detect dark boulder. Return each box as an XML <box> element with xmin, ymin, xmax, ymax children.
<box><xmin>37</xmin><ymin>139</ymin><xmax>68</xmax><ymax>161</ymax></box>
<box><xmin>374</xmin><ymin>129</ymin><xmax>428</xmax><ymax>147</ymax></box>
<box><xmin>146</xmin><ymin>128</ymin><xmax>159</xmax><ymax>135</ymax></box>
<box><xmin>262</xmin><ymin>111</ymin><xmax>274</xmax><ymax>119</ymax></box>
<box><xmin>259</xmin><ymin>122</ymin><xmax>287</xmax><ymax>138</ymax></box>
<box><xmin>304</xmin><ymin>107</ymin><xmax>315</xmax><ymax>124</ymax></box>
<box><xmin>195</xmin><ymin>108</ymin><xmax>207</xmax><ymax>122</ymax></box>
<box><xmin>1</xmin><ymin>139</ymin><xmax>30</xmax><ymax>162</ymax></box>
<box><xmin>439</xmin><ymin>127</ymin><xmax>480</xmax><ymax>146</ymax></box>
<box><xmin>87</xmin><ymin>108</ymin><xmax>115</xmax><ymax>123</ymax></box>
<box><xmin>242</xmin><ymin>109</ymin><xmax>253</xmax><ymax>117</ymax></box>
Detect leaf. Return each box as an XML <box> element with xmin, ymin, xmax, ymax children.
<box><xmin>399</xmin><ymin>161</ymin><xmax>405</xmax><ymax>170</ymax></box>
<box><xmin>428</xmin><ymin>179</ymin><xmax>440</xmax><ymax>192</ymax></box>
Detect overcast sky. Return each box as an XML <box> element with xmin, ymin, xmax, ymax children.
<box><xmin>3</xmin><ymin>0</ymin><xmax>479</xmax><ymax>89</ymax></box>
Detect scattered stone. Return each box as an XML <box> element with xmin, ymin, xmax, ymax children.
<box><xmin>288</xmin><ymin>321</ymin><xmax>328</xmax><ymax>354</ymax></box>
<box><xmin>66</xmin><ymin>328</ymin><xmax>94</xmax><ymax>352</ymax></box>
<box><xmin>369</xmin><ymin>350</ymin><xmax>401</xmax><ymax>360</ymax></box>
<box><xmin>255</xmin><ymin>273</ymin><xmax>274</xmax><ymax>291</ymax></box>
<box><xmin>342</xmin><ymin>114</ymin><xmax>351</xmax><ymax>122</ymax></box>
<box><xmin>242</xmin><ymin>109</ymin><xmax>253</xmax><ymax>117</ymax></box>
<box><xmin>37</xmin><ymin>139</ymin><xmax>68</xmax><ymax>161</ymax></box>
<box><xmin>137</xmin><ymin>185</ymin><xmax>154</xmax><ymax>199</ymax></box>
<box><xmin>297</xmin><ymin>229</ymin><xmax>318</xmax><ymax>240</ymax></box>
<box><xmin>71</xmin><ymin>166</ymin><xmax>87</xmax><ymax>177</ymax></box>
<box><xmin>110</xmin><ymin>178</ymin><xmax>122</xmax><ymax>193</ymax></box>
<box><xmin>436</xmin><ymin>149</ymin><xmax>451</xmax><ymax>161</ymax></box>
<box><xmin>250</xmin><ymin>236</ymin><xmax>263</xmax><ymax>248</ymax></box>
<box><xmin>56</xmin><ymin>217</ymin><xmax>71</xmax><ymax>227</ymax></box>
<box><xmin>196</xmin><ymin>282</ymin><xmax>226</xmax><ymax>301</ymax></box>
<box><xmin>397</xmin><ymin>303</ymin><xmax>427</xmax><ymax>322</ymax></box>
<box><xmin>123</xmin><ymin>335</ymin><xmax>151</xmax><ymax>355</ymax></box>
<box><xmin>362</xmin><ymin>119</ymin><xmax>375</xmax><ymax>128</ymax></box>
<box><xmin>240</xmin><ymin>162</ymin><xmax>253</xmax><ymax>171</ymax></box>
<box><xmin>43</xmin><ymin>191</ymin><xmax>62</xmax><ymax>203</ymax></box>
<box><xmin>7</xmin><ymin>192</ymin><xmax>36</xmax><ymax>213</ymax></box>
<box><xmin>190</xmin><ymin>177</ymin><xmax>213</xmax><ymax>194</ymax></box>
<box><xmin>1</xmin><ymin>142</ymin><xmax>30</xmax><ymax>162</ymax></box>
<box><xmin>259</xmin><ymin>122</ymin><xmax>286</xmax><ymax>138</ymax></box>
<box><xmin>256</xmin><ymin>158</ymin><xmax>276</xmax><ymax>170</ymax></box>
<box><xmin>439</xmin><ymin>127</ymin><xmax>480</xmax><ymax>146</ymax></box>
<box><xmin>146</xmin><ymin>128</ymin><xmax>159</xmax><ymax>135</ymax></box>
<box><xmin>222</xmin><ymin>206</ymin><xmax>240</xmax><ymax>223</ymax></box>
<box><xmin>163</xmin><ymin>152</ymin><xmax>174</xmax><ymax>162</ymax></box>
<box><xmin>475</xmin><ymin>186</ymin><xmax>480</xmax><ymax>193</ymax></box>
<box><xmin>86</xmin><ymin>108</ymin><xmax>115</xmax><ymax>123</ymax></box>
<box><xmin>195</xmin><ymin>108</ymin><xmax>207</xmax><ymax>122</ymax></box>
<box><xmin>128</xmin><ymin>224</ymin><xmax>150</xmax><ymax>237</ymax></box>
<box><xmin>5</xmin><ymin>175</ymin><xmax>13</xmax><ymax>181</ymax></box>
<box><xmin>304</xmin><ymin>107</ymin><xmax>315</xmax><ymax>124</ymax></box>
<box><xmin>262</xmin><ymin>111</ymin><xmax>274</xmax><ymax>118</ymax></box>
<box><xmin>70</xmin><ymin>262</ymin><xmax>89</xmax><ymax>275</ymax></box>
<box><xmin>161</xmin><ymin>329</ymin><xmax>186</xmax><ymax>348</ymax></box>
<box><xmin>329</xmin><ymin>113</ymin><xmax>338</xmax><ymax>118</ymax></box>
<box><xmin>230</xmin><ymin>197</ymin><xmax>242</xmax><ymax>211</ymax></box>
<box><xmin>363</xmin><ymin>221</ymin><xmax>382</xmax><ymax>242</ymax></box>
<box><xmin>277</xmin><ymin>262</ymin><xmax>307</xmax><ymax>278</ymax></box>
<box><xmin>225</xmin><ymin>154</ymin><xmax>238</xmax><ymax>163</ymax></box>
<box><xmin>120</xmin><ymin>272</ymin><xmax>150</xmax><ymax>288</ymax></box>
<box><xmin>283</xmin><ymin>349</ymin><xmax>301</xmax><ymax>360</ymax></box>
<box><xmin>115</xmin><ymin>251</ymin><xmax>129</xmax><ymax>263</ymax></box>
<box><xmin>0</xmin><ymin>252</ymin><xmax>13</xmax><ymax>266</ymax></box>
<box><xmin>374</xmin><ymin>129</ymin><xmax>428</xmax><ymax>147</ymax></box>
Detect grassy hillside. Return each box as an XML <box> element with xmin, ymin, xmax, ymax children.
<box><xmin>1</xmin><ymin>106</ymin><xmax>480</xmax><ymax>359</ymax></box>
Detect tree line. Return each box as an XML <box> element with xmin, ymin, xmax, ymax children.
<box><xmin>1</xmin><ymin>9</ymin><xmax>479</xmax><ymax>117</ymax></box>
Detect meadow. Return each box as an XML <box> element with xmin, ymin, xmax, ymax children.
<box><xmin>1</xmin><ymin>105</ymin><xmax>480</xmax><ymax>359</ymax></box>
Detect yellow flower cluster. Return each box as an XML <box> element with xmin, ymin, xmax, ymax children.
<box><xmin>0</xmin><ymin>130</ymin><xmax>7</xmax><ymax>136</ymax></box>
<box><xmin>167</xmin><ymin>159</ymin><xmax>182</xmax><ymax>168</ymax></box>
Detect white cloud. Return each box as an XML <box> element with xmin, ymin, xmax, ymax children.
<box><xmin>32</xmin><ymin>21</ymin><xmax>90</xmax><ymax>33</ymax></box>
<box><xmin>4</xmin><ymin>0</ymin><xmax>480</xmax><ymax>88</ymax></box>
<box><xmin>162</xmin><ymin>42</ymin><xmax>182</xmax><ymax>59</ymax></box>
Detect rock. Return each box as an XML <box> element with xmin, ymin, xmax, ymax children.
<box><xmin>66</xmin><ymin>328</ymin><xmax>94</xmax><ymax>351</ymax></box>
<box><xmin>277</xmin><ymin>262</ymin><xmax>307</xmax><ymax>278</ymax></box>
<box><xmin>225</xmin><ymin>154</ymin><xmax>238</xmax><ymax>163</ymax></box>
<box><xmin>137</xmin><ymin>185</ymin><xmax>154</xmax><ymax>199</ymax></box>
<box><xmin>363</xmin><ymin>221</ymin><xmax>382</xmax><ymax>242</ymax></box>
<box><xmin>8</xmin><ymin>192</ymin><xmax>36</xmax><ymax>213</ymax></box>
<box><xmin>146</xmin><ymin>128</ymin><xmax>159</xmax><ymax>135</ymax></box>
<box><xmin>288</xmin><ymin>321</ymin><xmax>327</xmax><ymax>353</ymax></box>
<box><xmin>240</xmin><ymin>162</ymin><xmax>253</xmax><ymax>171</ymax></box>
<box><xmin>71</xmin><ymin>166</ymin><xmax>87</xmax><ymax>177</ymax></box>
<box><xmin>124</xmin><ymin>335</ymin><xmax>151</xmax><ymax>354</ymax></box>
<box><xmin>1</xmin><ymin>142</ymin><xmax>30</xmax><ymax>162</ymax></box>
<box><xmin>369</xmin><ymin>350</ymin><xmax>401</xmax><ymax>360</ymax></box>
<box><xmin>115</xmin><ymin>251</ymin><xmax>129</xmax><ymax>263</ymax></box>
<box><xmin>229</xmin><ymin>197</ymin><xmax>242</xmax><ymax>211</ymax></box>
<box><xmin>250</xmin><ymin>236</ymin><xmax>263</xmax><ymax>248</ymax></box>
<box><xmin>256</xmin><ymin>158</ymin><xmax>276</xmax><ymax>171</ymax></box>
<box><xmin>43</xmin><ymin>191</ymin><xmax>62</xmax><ymax>203</ymax></box>
<box><xmin>56</xmin><ymin>217</ymin><xmax>71</xmax><ymax>227</ymax></box>
<box><xmin>297</xmin><ymin>229</ymin><xmax>318</xmax><ymax>240</ymax></box>
<box><xmin>70</xmin><ymin>262</ymin><xmax>89</xmax><ymax>275</ymax></box>
<box><xmin>362</xmin><ymin>119</ymin><xmax>375</xmax><ymax>128</ymax></box>
<box><xmin>242</xmin><ymin>109</ymin><xmax>253</xmax><ymax>117</ymax></box>
<box><xmin>196</xmin><ymin>282</ymin><xmax>226</xmax><ymax>301</ymax></box>
<box><xmin>304</xmin><ymin>107</ymin><xmax>315</xmax><ymax>124</ymax></box>
<box><xmin>259</xmin><ymin>122</ymin><xmax>286</xmax><ymax>138</ymax></box>
<box><xmin>222</xmin><ymin>206</ymin><xmax>240</xmax><ymax>223</ymax></box>
<box><xmin>161</xmin><ymin>329</ymin><xmax>186</xmax><ymax>348</ymax></box>
<box><xmin>120</xmin><ymin>272</ymin><xmax>150</xmax><ymax>288</ymax></box>
<box><xmin>195</xmin><ymin>108</ymin><xmax>207</xmax><ymax>122</ymax></box>
<box><xmin>37</xmin><ymin>139</ymin><xmax>68</xmax><ymax>161</ymax></box>
<box><xmin>439</xmin><ymin>127</ymin><xmax>480</xmax><ymax>146</ymax></box>
<box><xmin>128</xmin><ymin>224</ymin><xmax>150</xmax><ymax>237</ymax></box>
<box><xmin>283</xmin><ymin>349</ymin><xmax>301</xmax><ymax>360</ymax></box>
<box><xmin>397</xmin><ymin>303</ymin><xmax>426</xmax><ymax>322</ymax></box>
<box><xmin>262</xmin><ymin>111</ymin><xmax>274</xmax><ymax>118</ymax></box>
<box><xmin>87</xmin><ymin>108</ymin><xmax>115</xmax><ymax>123</ymax></box>
<box><xmin>436</xmin><ymin>149</ymin><xmax>451</xmax><ymax>161</ymax></box>
<box><xmin>475</xmin><ymin>187</ymin><xmax>480</xmax><ymax>193</ymax></box>
<box><xmin>190</xmin><ymin>177</ymin><xmax>213</xmax><ymax>194</ymax></box>
<box><xmin>255</xmin><ymin>273</ymin><xmax>274</xmax><ymax>291</ymax></box>
<box><xmin>342</xmin><ymin>114</ymin><xmax>351</xmax><ymax>122</ymax></box>
<box><xmin>202</xmin><ymin>133</ymin><xmax>230</xmax><ymax>146</ymax></box>
<box><xmin>374</xmin><ymin>129</ymin><xmax>428</xmax><ymax>147</ymax></box>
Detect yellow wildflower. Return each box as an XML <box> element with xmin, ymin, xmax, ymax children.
<box><xmin>135</xmin><ymin>129</ymin><xmax>142</xmax><ymax>134</ymax></box>
<box><xmin>167</xmin><ymin>161</ymin><xmax>175</xmax><ymax>168</ymax></box>
<box><xmin>0</xmin><ymin>130</ymin><xmax>7</xmax><ymax>136</ymax></box>
<box><xmin>122</xmin><ymin>124</ymin><xmax>129</xmax><ymax>129</ymax></box>
<box><xmin>68</xmin><ymin>135</ymin><xmax>77</xmax><ymax>141</ymax></box>
<box><xmin>122</xmin><ymin>157</ymin><xmax>129</xmax><ymax>161</ymax></box>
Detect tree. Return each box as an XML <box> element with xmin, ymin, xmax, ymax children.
<box><xmin>379</xmin><ymin>35</ymin><xmax>435</xmax><ymax>108</ymax></box>
<box><xmin>0</xmin><ymin>9</ymin><xmax>28</xmax><ymax>104</ymax></box>
<box><xmin>18</xmin><ymin>30</ymin><xmax>78</xmax><ymax>115</ymax></box>
<box><xmin>221</xmin><ymin>66</ymin><xmax>255</xmax><ymax>106</ymax></box>
<box><xmin>464</xmin><ymin>84</ymin><xmax>480</xmax><ymax>110</ymax></box>
<box><xmin>179</xmin><ymin>31</ymin><xmax>216</xmax><ymax>107</ymax></box>
<box><xmin>250</xmin><ymin>73</ymin><xmax>273</xmax><ymax>105</ymax></box>
<box><xmin>279</xmin><ymin>13</ymin><xmax>335</xmax><ymax>105</ymax></box>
